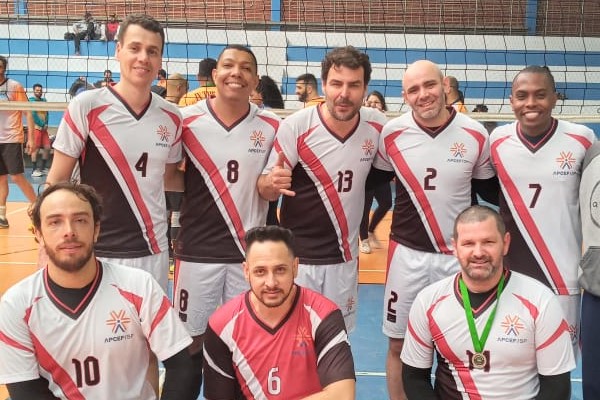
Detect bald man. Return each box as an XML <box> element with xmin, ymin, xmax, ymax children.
<box><xmin>370</xmin><ymin>60</ymin><xmax>499</xmax><ymax>399</ymax></box>
<box><xmin>445</xmin><ymin>75</ymin><xmax>467</xmax><ymax>113</ymax></box>
<box><xmin>165</xmin><ymin>73</ymin><xmax>189</xmax><ymax>105</ymax></box>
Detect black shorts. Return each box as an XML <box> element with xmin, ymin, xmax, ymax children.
<box><xmin>0</xmin><ymin>143</ymin><xmax>25</xmax><ymax>175</ymax></box>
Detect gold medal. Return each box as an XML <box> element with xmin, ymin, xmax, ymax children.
<box><xmin>472</xmin><ymin>352</ymin><xmax>487</xmax><ymax>369</ymax></box>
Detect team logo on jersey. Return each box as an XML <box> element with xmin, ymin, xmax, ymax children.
<box><xmin>500</xmin><ymin>314</ymin><xmax>524</xmax><ymax>336</ymax></box>
<box><xmin>105</xmin><ymin>310</ymin><xmax>134</xmax><ymax>343</ymax></box>
<box><xmin>450</xmin><ymin>142</ymin><xmax>467</xmax><ymax>158</ymax></box>
<box><xmin>155</xmin><ymin>125</ymin><xmax>172</xmax><ymax>148</ymax></box>
<box><xmin>568</xmin><ymin>323</ymin><xmax>578</xmax><ymax>342</ymax></box>
<box><xmin>248</xmin><ymin>130</ymin><xmax>268</xmax><ymax>154</ymax></box>
<box><xmin>293</xmin><ymin>326</ymin><xmax>313</xmax><ymax>357</ymax></box>
<box><xmin>553</xmin><ymin>151</ymin><xmax>578</xmax><ymax>176</ymax></box>
<box><xmin>362</xmin><ymin>139</ymin><xmax>375</xmax><ymax>156</ymax></box>
<box><xmin>496</xmin><ymin>314</ymin><xmax>528</xmax><ymax>344</ymax></box>
<box><xmin>106</xmin><ymin>310</ymin><xmax>131</xmax><ymax>334</ymax></box>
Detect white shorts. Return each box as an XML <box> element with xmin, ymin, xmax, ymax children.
<box><xmin>98</xmin><ymin>252</ymin><xmax>169</xmax><ymax>293</ymax></box>
<box><xmin>382</xmin><ymin>240</ymin><xmax>459</xmax><ymax>339</ymax></box>
<box><xmin>173</xmin><ymin>260</ymin><xmax>248</xmax><ymax>336</ymax></box>
<box><xmin>295</xmin><ymin>260</ymin><xmax>358</xmax><ymax>333</ymax></box>
<box><xmin>557</xmin><ymin>293</ymin><xmax>580</xmax><ymax>360</ymax></box>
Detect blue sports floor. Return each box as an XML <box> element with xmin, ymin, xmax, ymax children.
<box><xmin>7</xmin><ymin>171</ymin><xmax>584</xmax><ymax>399</ymax></box>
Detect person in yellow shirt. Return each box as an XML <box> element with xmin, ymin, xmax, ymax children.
<box><xmin>179</xmin><ymin>58</ymin><xmax>217</xmax><ymax>106</ymax></box>
<box><xmin>445</xmin><ymin>75</ymin><xmax>468</xmax><ymax>113</ymax></box>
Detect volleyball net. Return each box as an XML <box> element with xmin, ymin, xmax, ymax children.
<box><xmin>1</xmin><ymin>0</ymin><xmax>600</xmax><ymax>125</ymax></box>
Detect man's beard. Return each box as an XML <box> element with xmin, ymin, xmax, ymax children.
<box><xmin>45</xmin><ymin>242</ymin><xmax>94</xmax><ymax>273</ymax></box>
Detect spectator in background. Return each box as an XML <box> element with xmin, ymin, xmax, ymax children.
<box><xmin>472</xmin><ymin>103</ymin><xmax>498</xmax><ymax>134</ymax></box>
<box><xmin>179</xmin><ymin>58</ymin><xmax>217</xmax><ymax>106</ymax></box>
<box><xmin>72</xmin><ymin>12</ymin><xmax>97</xmax><ymax>56</ymax></box>
<box><xmin>29</xmin><ymin>84</ymin><xmax>50</xmax><ymax>177</ymax></box>
<box><xmin>68</xmin><ymin>76</ymin><xmax>94</xmax><ymax>98</ymax></box>
<box><xmin>250</xmin><ymin>75</ymin><xmax>285</xmax><ymax>109</ymax></box>
<box><xmin>165</xmin><ymin>73</ymin><xmax>188</xmax><ymax>105</ymax></box>
<box><xmin>445</xmin><ymin>75</ymin><xmax>467</xmax><ymax>113</ymax></box>
<box><xmin>151</xmin><ymin>68</ymin><xmax>167</xmax><ymax>97</ymax></box>
<box><xmin>250</xmin><ymin>75</ymin><xmax>285</xmax><ymax>226</ymax></box>
<box><xmin>0</xmin><ymin>55</ymin><xmax>37</xmax><ymax>228</ymax></box>
<box><xmin>104</xmin><ymin>14</ymin><xmax>119</xmax><ymax>41</ymax></box>
<box><xmin>295</xmin><ymin>73</ymin><xmax>325</xmax><ymax>107</ymax></box>
<box><xmin>94</xmin><ymin>69</ymin><xmax>114</xmax><ymax>88</ymax></box>
<box><xmin>360</xmin><ymin>90</ymin><xmax>392</xmax><ymax>254</ymax></box>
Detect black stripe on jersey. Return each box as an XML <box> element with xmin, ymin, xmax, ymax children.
<box><xmin>452</xmin><ymin>270</ymin><xmax>513</xmax><ymax>319</ymax></box>
<box><xmin>433</xmin><ymin>351</ymin><xmax>463</xmax><ymax>399</ymax></box>
<box><xmin>244</xmin><ymin>285</ymin><xmax>301</xmax><ymax>334</ymax></box>
<box><xmin>175</xmin><ymin>165</ymin><xmax>246</xmax><ymax>263</ymax></box>
<box><xmin>412</xmin><ymin>107</ymin><xmax>457</xmax><ymax>139</ymax></box>
<box><xmin>44</xmin><ymin>262</ymin><xmax>103</xmax><ymax>320</ymax></box>
<box><xmin>316</xmin><ymin>105</ymin><xmax>360</xmax><ymax>143</ymax></box>
<box><xmin>108</xmin><ymin>85</ymin><xmax>152</xmax><ymax>121</ymax></box>
<box><xmin>207</xmin><ymin>98</ymin><xmax>251</xmax><ymax>132</ymax></box>
<box><xmin>80</xmin><ymin>141</ymin><xmax>150</xmax><ymax>258</ymax></box>
<box><xmin>516</xmin><ymin>118</ymin><xmax>558</xmax><ymax>153</ymax></box>
<box><xmin>499</xmin><ymin>193</ymin><xmax>552</xmax><ymax>289</ymax></box>
<box><xmin>280</xmin><ymin>164</ymin><xmax>344</xmax><ymax>264</ymax></box>
<box><xmin>390</xmin><ymin>180</ymin><xmax>436</xmax><ymax>253</ymax></box>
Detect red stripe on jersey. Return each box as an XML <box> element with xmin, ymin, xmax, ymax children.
<box><xmin>427</xmin><ymin>294</ymin><xmax>483</xmax><ymax>399</ymax></box>
<box><xmin>297</xmin><ymin>128</ymin><xmax>352</xmax><ymax>261</ymax></box>
<box><xmin>367</xmin><ymin>121</ymin><xmax>384</xmax><ymax>134</ymax></box>
<box><xmin>0</xmin><ymin>331</ymin><xmax>34</xmax><ymax>353</ymax></box>
<box><xmin>258</xmin><ymin>114</ymin><xmax>280</xmax><ymax>132</ymax></box>
<box><xmin>116</xmin><ymin>286</ymin><xmax>143</xmax><ymax>315</ymax></box>
<box><xmin>273</xmin><ymin>139</ymin><xmax>292</xmax><ymax>169</ymax></box>
<box><xmin>182</xmin><ymin>125</ymin><xmax>247</xmax><ymax>251</ymax></box>
<box><xmin>565</xmin><ymin>132</ymin><xmax>593</xmax><ymax>150</ymax></box>
<box><xmin>149</xmin><ymin>296</ymin><xmax>171</xmax><ymax>338</ymax></box>
<box><xmin>463</xmin><ymin>127</ymin><xmax>486</xmax><ymax>160</ymax></box>
<box><xmin>160</xmin><ymin>107</ymin><xmax>182</xmax><ymax>146</ymax></box>
<box><xmin>407</xmin><ymin>321</ymin><xmax>433</xmax><ymax>350</ymax></box>
<box><xmin>385</xmin><ymin>239</ymin><xmax>399</xmax><ymax>282</ymax></box>
<box><xmin>537</xmin><ymin>319</ymin><xmax>570</xmax><ymax>351</ymax></box>
<box><xmin>64</xmin><ymin>109</ymin><xmax>86</xmax><ymax>144</ymax></box>
<box><xmin>385</xmin><ymin>130</ymin><xmax>451</xmax><ymax>254</ymax></box>
<box><xmin>31</xmin><ymin>332</ymin><xmax>84</xmax><ymax>399</ymax></box>
<box><xmin>513</xmin><ymin>293</ymin><xmax>540</xmax><ymax>321</ymax></box>
<box><xmin>172</xmin><ymin>258</ymin><xmax>181</xmax><ymax>306</ymax></box>
<box><xmin>87</xmin><ymin>105</ymin><xmax>160</xmax><ymax>254</ymax></box>
<box><xmin>491</xmin><ymin>137</ymin><xmax>569</xmax><ymax>294</ymax></box>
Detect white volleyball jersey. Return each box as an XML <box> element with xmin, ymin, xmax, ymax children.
<box><xmin>0</xmin><ymin>262</ymin><xmax>192</xmax><ymax>399</ymax></box>
<box><xmin>263</xmin><ymin>105</ymin><xmax>386</xmax><ymax>264</ymax></box>
<box><xmin>374</xmin><ymin>109</ymin><xmax>494</xmax><ymax>254</ymax></box>
<box><xmin>53</xmin><ymin>87</ymin><xmax>183</xmax><ymax>258</ymax></box>
<box><xmin>402</xmin><ymin>271</ymin><xmax>575</xmax><ymax>399</ymax></box>
<box><xmin>175</xmin><ymin>99</ymin><xmax>280</xmax><ymax>262</ymax></box>
<box><xmin>490</xmin><ymin>119</ymin><xmax>596</xmax><ymax>295</ymax></box>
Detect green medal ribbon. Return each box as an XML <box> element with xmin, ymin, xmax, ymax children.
<box><xmin>459</xmin><ymin>272</ymin><xmax>505</xmax><ymax>355</ymax></box>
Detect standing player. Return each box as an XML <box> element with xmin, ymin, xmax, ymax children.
<box><xmin>47</xmin><ymin>14</ymin><xmax>182</xmax><ymax>291</ymax></box>
<box><xmin>0</xmin><ymin>182</ymin><xmax>198</xmax><ymax>399</ymax></box>
<box><xmin>579</xmin><ymin>140</ymin><xmax>600</xmax><ymax>399</ymax></box>
<box><xmin>29</xmin><ymin>83</ymin><xmax>50</xmax><ymax>177</ymax></box>
<box><xmin>258</xmin><ymin>46</ymin><xmax>387</xmax><ymax>332</ymax></box>
<box><xmin>490</xmin><ymin>66</ymin><xmax>596</xmax><ymax>352</ymax></box>
<box><xmin>173</xmin><ymin>44</ymin><xmax>280</xmax><ymax>390</ymax></box>
<box><xmin>371</xmin><ymin>60</ymin><xmax>497</xmax><ymax>399</ymax></box>
<box><xmin>203</xmin><ymin>226</ymin><xmax>355</xmax><ymax>399</ymax></box>
<box><xmin>402</xmin><ymin>205</ymin><xmax>574</xmax><ymax>399</ymax></box>
<box><xmin>0</xmin><ymin>55</ymin><xmax>37</xmax><ymax>228</ymax></box>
